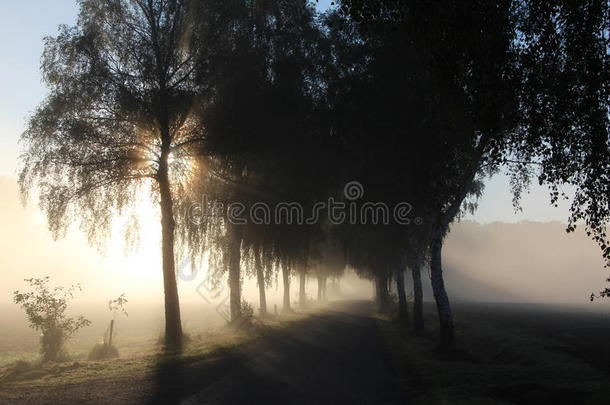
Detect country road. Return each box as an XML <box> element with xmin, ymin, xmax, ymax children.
<box><xmin>179</xmin><ymin>301</ymin><xmax>404</xmax><ymax>405</ymax></box>
<box><xmin>8</xmin><ymin>300</ymin><xmax>607</xmax><ymax>404</ymax></box>
<box><xmin>0</xmin><ymin>301</ymin><xmax>405</xmax><ymax>405</ymax></box>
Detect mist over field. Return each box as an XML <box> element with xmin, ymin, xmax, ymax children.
<box><xmin>1</xmin><ymin>173</ymin><xmax>605</xmax><ymax>312</ymax></box>
<box><xmin>2</xmin><ymin>171</ymin><xmax>607</xmax><ymax>367</ymax></box>
<box><xmin>1</xmin><ymin>0</ymin><xmax>609</xmax><ymax>403</ymax></box>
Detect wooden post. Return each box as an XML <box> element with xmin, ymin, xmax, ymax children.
<box><xmin>108</xmin><ymin>319</ymin><xmax>115</xmax><ymax>347</ymax></box>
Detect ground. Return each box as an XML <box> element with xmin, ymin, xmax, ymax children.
<box><xmin>180</xmin><ymin>301</ymin><xmax>402</xmax><ymax>405</ymax></box>
<box><xmin>0</xmin><ymin>302</ymin><xmax>403</xmax><ymax>405</ymax></box>
<box><xmin>380</xmin><ymin>302</ymin><xmax>610</xmax><ymax>404</ymax></box>
<box><xmin>2</xmin><ymin>301</ymin><xmax>610</xmax><ymax>404</ymax></box>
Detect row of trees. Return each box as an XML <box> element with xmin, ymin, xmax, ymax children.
<box><xmin>20</xmin><ymin>0</ymin><xmax>609</xmax><ymax>351</ymax></box>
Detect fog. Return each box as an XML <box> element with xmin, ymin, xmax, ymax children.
<box><xmin>1</xmin><ymin>173</ymin><xmax>609</xmax><ymax>349</ymax></box>
<box><xmin>442</xmin><ymin>220</ymin><xmax>607</xmax><ymax>304</ymax></box>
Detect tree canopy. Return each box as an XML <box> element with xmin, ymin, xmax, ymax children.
<box><xmin>20</xmin><ymin>0</ymin><xmax>609</xmax><ymax>350</ymax></box>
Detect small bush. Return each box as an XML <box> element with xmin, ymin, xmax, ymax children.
<box><xmin>229</xmin><ymin>300</ymin><xmax>255</xmax><ymax>330</ymax></box>
<box><xmin>90</xmin><ymin>293</ymin><xmax>129</xmax><ymax>360</ymax></box>
<box><xmin>13</xmin><ymin>277</ymin><xmax>91</xmax><ymax>362</ymax></box>
<box><xmin>41</xmin><ymin>325</ymin><xmax>70</xmax><ymax>362</ymax></box>
<box><xmin>241</xmin><ymin>300</ymin><xmax>254</xmax><ymax>322</ymax></box>
<box><xmin>88</xmin><ymin>343</ymin><xmax>119</xmax><ymax>360</ymax></box>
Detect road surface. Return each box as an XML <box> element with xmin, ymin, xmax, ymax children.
<box><xmin>178</xmin><ymin>300</ymin><xmax>404</xmax><ymax>405</ymax></box>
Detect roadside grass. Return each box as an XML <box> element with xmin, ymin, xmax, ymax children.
<box><xmin>0</xmin><ymin>309</ymin><xmax>315</xmax><ymax>390</ymax></box>
<box><xmin>378</xmin><ymin>312</ymin><xmax>610</xmax><ymax>404</ymax></box>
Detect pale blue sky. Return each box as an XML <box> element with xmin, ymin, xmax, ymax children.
<box><xmin>0</xmin><ymin>0</ymin><xmax>572</xmax><ymax>224</ymax></box>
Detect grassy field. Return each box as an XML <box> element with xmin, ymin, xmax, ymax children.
<box><xmin>0</xmin><ymin>301</ymin><xmax>237</xmax><ymax>368</ymax></box>
<box><xmin>3</xmin><ymin>301</ymin><xmax>610</xmax><ymax>404</ymax></box>
<box><xmin>379</xmin><ymin>302</ymin><xmax>610</xmax><ymax>404</ymax></box>
<box><xmin>0</xmin><ymin>308</ymin><xmax>316</xmax><ymax>404</ymax></box>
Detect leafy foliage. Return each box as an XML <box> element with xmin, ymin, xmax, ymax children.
<box><xmin>108</xmin><ymin>293</ymin><xmax>129</xmax><ymax>317</ymax></box>
<box><xmin>18</xmin><ymin>0</ymin><xmax>227</xmax><ymax>349</ymax></box>
<box><xmin>13</xmin><ymin>277</ymin><xmax>91</xmax><ymax>362</ymax></box>
<box><xmin>17</xmin><ymin>0</ymin><xmax>610</xmax><ymax>350</ymax></box>
<box><xmin>510</xmin><ymin>0</ymin><xmax>610</xmax><ymax>269</ymax></box>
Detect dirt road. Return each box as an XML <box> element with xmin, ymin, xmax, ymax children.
<box><xmin>179</xmin><ymin>301</ymin><xmax>403</xmax><ymax>405</ymax></box>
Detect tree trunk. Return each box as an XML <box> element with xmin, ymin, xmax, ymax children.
<box><xmin>227</xmin><ymin>223</ymin><xmax>243</xmax><ymax>323</ymax></box>
<box><xmin>299</xmin><ymin>270</ymin><xmax>307</xmax><ymax>307</ymax></box>
<box><xmin>254</xmin><ymin>251</ymin><xmax>267</xmax><ymax>316</ymax></box>
<box><xmin>282</xmin><ymin>264</ymin><xmax>291</xmax><ymax>312</ymax></box>
<box><xmin>323</xmin><ymin>279</ymin><xmax>327</xmax><ymax>300</ymax></box>
<box><xmin>158</xmin><ymin>157</ymin><xmax>183</xmax><ymax>351</ymax></box>
<box><xmin>317</xmin><ymin>275</ymin><xmax>327</xmax><ymax>300</ymax></box>
<box><xmin>375</xmin><ymin>271</ymin><xmax>390</xmax><ymax>313</ymax></box>
<box><xmin>396</xmin><ymin>269</ymin><xmax>409</xmax><ymax>322</ymax></box>
<box><xmin>410</xmin><ymin>259</ymin><xmax>424</xmax><ymax>334</ymax></box>
<box><xmin>430</xmin><ymin>225</ymin><xmax>454</xmax><ymax>350</ymax></box>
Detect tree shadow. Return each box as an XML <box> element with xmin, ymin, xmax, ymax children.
<box><xmin>147</xmin><ymin>354</ymin><xmax>185</xmax><ymax>405</ymax></box>
<box><xmin>146</xmin><ymin>345</ymin><xmax>247</xmax><ymax>405</ymax></box>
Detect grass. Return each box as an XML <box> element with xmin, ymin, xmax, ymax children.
<box><xmin>0</xmin><ymin>308</ymin><xmax>315</xmax><ymax>391</ymax></box>
<box><xmin>378</xmin><ymin>306</ymin><xmax>610</xmax><ymax>404</ymax></box>
<box><xmin>6</xmin><ymin>301</ymin><xmax>609</xmax><ymax>404</ymax></box>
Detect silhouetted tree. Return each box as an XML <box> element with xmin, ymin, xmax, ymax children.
<box><xmin>335</xmin><ymin>0</ymin><xmax>608</xmax><ymax>349</ymax></box>
<box><xmin>253</xmin><ymin>248</ymin><xmax>269</xmax><ymax>315</ymax></box>
<box><xmin>18</xmin><ymin>0</ymin><xmax>219</xmax><ymax>350</ymax></box>
<box><xmin>332</xmin><ymin>0</ymin><xmax>516</xmax><ymax>349</ymax></box>
<box><xmin>509</xmin><ymin>0</ymin><xmax>610</xmax><ymax>276</ymax></box>
<box><xmin>407</xmin><ymin>252</ymin><xmax>425</xmax><ymax>334</ymax></box>
<box><xmin>298</xmin><ymin>258</ymin><xmax>309</xmax><ymax>308</ymax></box>
<box><xmin>179</xmin><ymin>0</ymin><xmax>334</xmax><ymax>322</ymax></box>
<box><xmin>395</xmin><ymin>268</ymin><xmax>409</xmax><ymax>322</ymax></box>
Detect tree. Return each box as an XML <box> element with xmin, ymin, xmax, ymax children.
<box><xmin>298</xmin><ymin>258</ymin><xmax>309</xmax><ymax>308</ymax></box>
<box><xmin>509</xmin><ymin>0</ymin><xmax>610</xmax><ymax>275</ymax></box>
<box><xmin>19</xmin><ymin>0</ymin><xmax>214</xmax><ymax>350</ymax></box>
<box><xmin>336</xmin><ymin>0</ymin><xmax>608</xmax><ymax>350</ymax></box>
<box><xmin>249</xmin><ymin>247</ymin><xmax>270</xmax><ymax>316</ymax></box>
<box><xmin>281</xmin><ymin>262</ymin><xmax>293</xmax><ymax>312</ymax></box>
<box><xmin>310</xmin><ymin>235</ymin><xmax>346</xmax><ymax>302</ymax></box>
<box><xmin>332</xmin><ymin>0</ymin><xmax>517</xmax><ymax>349</ymax></box>
<box><xmin>179</xmin><ymin>0</ymin><xmax>336</xmax><ymax>322</ymax></box>
<box><xmin>395</xmin><ymin>268</ymin><xmax>409</xmax><ymax>322</ymax></box>
<box><xmin>14</xmin><ymin>277</ymin><xmax>91</xmax><ymax>362</ymax></box>
<box><xmin>406</xmin><ymin>250</ymin><xmax>426</xmax><ymax>334</ymax></box>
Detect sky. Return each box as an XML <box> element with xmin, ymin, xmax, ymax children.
<box><xmin>0</xmin><ymin>0</ymin><xmax>572</xmax><ymax>223</ymax></box>
<box><xmin>0</xmin><ymin>0</ymin><xmax>589</xmax><ymax>309</ymax></box>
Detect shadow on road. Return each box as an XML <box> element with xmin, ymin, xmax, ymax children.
<box><xmin>175</xmin><ymin>300</ymin><xmax>404</xmax><ymax>405</ymax></box>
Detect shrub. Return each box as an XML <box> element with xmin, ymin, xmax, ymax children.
<box><xmin>13</xmin><ymin>277</ymin><xmax>91</xmax><ymax>362</ymax></box>
<box><xmin>241</xmin><ymin>300</ymin><xmax>254</xmax><ymax>324</ymax></box>
<box><xmin>88</xmin><ymin>343</ymin><xmax>119</xmax><ymax>360</ymax></box>
<box><xmin>229</xmin><ymin>300</ymin><xmax>255</xmax><ymax>330</ymax></box>
<box><xmin>89</xmin><ymin>293</ymin><xmax>128</xmax><ymax>360</ymax></box>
